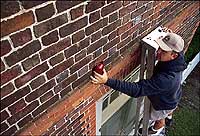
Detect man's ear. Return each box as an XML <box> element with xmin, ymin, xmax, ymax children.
<box><xmin>171</xmin><ymin>52</ymin><xmax>178</xmax><ymax>59</ymax></box>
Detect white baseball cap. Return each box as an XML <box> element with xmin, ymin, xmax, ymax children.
<box><xmin>155</xmin><ymin>32</ymin><xmax>184</xmax><ymax>52</ymax></box>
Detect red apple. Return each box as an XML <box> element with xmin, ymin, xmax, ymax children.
<box><xmin>92</xmin><ymin>62</ymin><xmax>104</xmax><ymax>76</ymax></box>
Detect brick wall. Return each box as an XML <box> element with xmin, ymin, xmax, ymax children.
<box><xmin>1</xmin><ymin>1</ymin><xmax>199</xmax><ymax>135</ymax></box>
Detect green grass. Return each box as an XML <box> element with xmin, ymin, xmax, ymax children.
<box><xmin>166</xmin><ymin>107</ymin><xmax>200</xmax><ymax>136</ymax></box>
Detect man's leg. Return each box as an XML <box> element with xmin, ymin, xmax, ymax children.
<box><xmin>153</xmin><ymin>119</ymin><xmax>165</xmax><ymax>130</ymax></box>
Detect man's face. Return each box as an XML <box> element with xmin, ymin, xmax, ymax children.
<box><xmin>156</xmin><ymin>47</ymin><xmax>178</xmax><ymax>62</ymax></box>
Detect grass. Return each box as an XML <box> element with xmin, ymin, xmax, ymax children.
<box><xmin>166</xmin><ymin>107</ymin><xmax>200</xmax><ymax>136</ymax></box>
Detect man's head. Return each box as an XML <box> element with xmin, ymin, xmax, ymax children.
<box><xmin>155</xmin><ymin>32</ymin><xmax>184</xmax><ymax>61</ymax></box>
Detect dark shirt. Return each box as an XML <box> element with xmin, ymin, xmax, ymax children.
<box><xmin>105</xmin><ymin>52</ymin><xmax>187</xmax><ymax>110</ymax></box>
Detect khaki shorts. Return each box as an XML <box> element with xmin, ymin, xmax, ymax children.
<box><xmin>150</xmin><ymin>106</ymin><xmax>176</xmax><ymax>121</ymax></box>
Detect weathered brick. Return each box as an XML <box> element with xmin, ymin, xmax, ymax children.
<box><xmin>93</xmin><ymin>48</ymin><xmax>103</xmax><ymax>58</ymax></box>
<box><xmin>122</xmin><ymin>1</ymin><xmax>131</xmax><ymax>6</ymax></box>
<box><xmin>60</xmin><ymin>86</ymin><xmax>71</xmax><ymax>99</ymax></box>
<box><xmin>49</xmin><ymin>53</ymin><xmax>64</xmax><ymax>66</ymax></box>
<box><xmin>59</xmin><ymin>16</ymin><xmax>88</xmax><ymax>38</ymax></box>
<box><xmin>25</xmin><ymin>79</ymin><xmax>55</xmax><ymax>102</ymax></box>
<box><xmin>1</xmin><ymin>59</ymin><xmax>5</xmax><ymax>72</ymax></box>
<box><xmin>91</xmin><ymin>30</ymin><xmax>102</xmax><ymax>43</ymax></box>
<box><xmin>40</xmin><ymin>90</ymin><xmax>54</xmax><ymax>103</ymax></box>
<box><xmin>21</xmin><ymin>1</ymin><xmax>46</xmax><ymax>9</ymax></box>
<box><xmin>0</xmin><ymin>110</ymin><xmax>9</xmax><ymax>122</ymax></box>
<box><xmin>1</xmin><ymin>122</ymin><xmax>9</xmax><ymax>133</ymax></box>
<box><xmin>131</xmin><ymin>6</ymin><xmax>146</xmax><ymax>19</ymax></box>
<box><xmin>85</xmin><ymin>18</ymin><xmax>107</xmax><ymax>36</ymax></box>
<box><xmin>7</xmin><ymin>100</ymin><xmax>39</xmax><ymax>125</ymax></box>
<box><xmin>70</xmin><ymin>55</ymin><xmax>92</xmax><ymax>74</ymax></box>
<box><xmin>64</xmin><ymin>44</ymin><xmax>79</xmax><ymax>59</ymax></box>
<box><xmin>75</xmin><ymin>49</ymin><xmax>87</xmax><ymax>62</ymax></box>
<box><xmin>78</xmin><ymin>37</ymin><xmax>90</xmax><ymax>50</ymax></box>
<box><xmin>86</xmin><ymin>1</ymin><xmax>105</xmax><ymax>13</ymax></box>
<box><xmin>15</xmin><ymin>62</ymin><xmax>49</xmax><ymax>88</ymax></box>
<box><xmin>5</xmin><ymin>40</ymin><xmax>41</xmax><ymax>67</ymax></box>
<box><xmin>87</xmin><ymin>37</ymin><xmax>107</xmax><ymax>54</ymax></box>
<box><xmin>70</xmin><ymin>5</ymin><xmax>84</xmax><ymax>20</ymax></box>
<box><xmin>122</xmin><ymin>14</ymin><xmax>131</xmax><ymax>25</ymax></box>
<box><xmin>34</xmin><ymin>13</ymin><xmax>68</xmax><ymax>38</ymax></box>
<box><xmin>46</xmin><ymin>57</ymin><xmax>74</xmax><ymax>79</ymax></box>
<box><xmin>10</xmin><ymin>28</ymin><xmax>32</xmax><ymax>48</ymax></box>
<box><xmin>17</xmin><ymin>114</ymin><xmax>33</xmax><ymax>128</ymax></box>
<box><xmin>1</xmin><ymin>86</ymin><xmax>30</xmax><ymax>110</ymax></box>
<box><xmin>40</xmin><ymin>37</ymin><xmax>71</xmax><ymax>61</ymax></box>
<box><xmin>54</xmin><ymin>73</ymin><xmax>77</xmax><ymax>93</ymax></box>
<box><xmin>1</xmin><ymin>65</ymin><xmax>22</xmax><ymax>86</ymax></box>
<box><xmin>1</xmin><ymin>125</ymin><xmax>17</xmax><ymax>136</ymax></box>
<box><xmin>1</xmin><ymin>1</ymin><xmax>20</xmax><ymax>18</ymax></box>
<box><xmin>1</xmin><ymin>40</ymin><xmax>12</xmax><ymax>57</ymax></box>
<box><xmin>51</xmin><ymin>120</ymin><xmax>70</xmax><ymax>136</ymax></box>
<box><xmin>72</xmin><ymin>30</ymin><xmax>85</xmax><ymax>44</ymax></box>
<box><xmin>30</xmin><ymin>75</ymin><xmax>46</xmax><ymax>90</ymax></box>
<box><xmin>72</xmin><ymin>71</ymin><xmax>92</xmax><ymax>89</ymax></box>
<box><xmin>119</xmin><ymin>3</ymin><xmax>136</xmax><ymax>18</ymax></box>
<box><xmin>8</xmin><ymin>99</ymin><xmax>27</xmax><ymax>115</ymax></box>
<box><xmin>101</xmin><ymin>1</ymin><xmax>122</xmax><ymax>17</ymax></box>
<box><xmin>108</xmin><ymin>30</ymin><xmax>118</xmax><ymax>41</ymax></box>
<box><xmin>78</xmin><ymin>65</ymin><xmax>89</xmax><ymax>77</ymax></box>
<box><xmin>35</xmin><ymin>3</ymin><xmax>55</xmax><ymax>22</ymax></box>
<box><xmin>109</xmin><ymin>12</ymin><xmax>118</xmax><ymax>23</ymax></box>
<box><xmin>56</xmin><ymin>70</ymin><xmax>69</xmax><ymax>83</ymax></box>
<box><xmin>136</xmin><ymin>1</ymin><xmax>149</xmax><ymax>8</ymax></box>
<box><xmin>102</xmin><ymin>19</ymin><xmax>121</xmax><ymax>36</ymax></box>
<box><xmin>89</xmin><ymin>10</ymin><xmax>100</xmax><ymax>24</ymax></box>
<box><xmin>1</xmin><ymin>11</ymin><xmax>35</xmax><ymax>37</ymax></box>
<box><xmin>32</xmin><ymin>94</ymin><xmax>59</xmax><ymax>118</ymax></box>
<box><xmin>103</xmin><ymin>37</ymin><xmax>120</xmax><ymax>52</ymax></box>
<box><xmin>0</xmin><ymin>82</ymin><xmax>15</xmax><ymax>98</ymax></box>
<box><xmin>22</xmin><ymin>54</ymin><xmax>40</xmax><ymax>71</ymax></box>
<box><xmin>117</xmin><ymin>21</ymin><xmax>133</xmax><ymax>36</ymax></box>
<box><xmin>117</xmin><ymin>36</ymin><xmax>132</xmax><ymax>49</ymax></box>
<box><xmin>41</xmin><ymin>30</ymin><xmax>59</xmax><ymax>46</ymax></box>
<box><xmin>56</xmin><ymin>1</ymin><xmax>83</xmax><ymax>13</ymax></box>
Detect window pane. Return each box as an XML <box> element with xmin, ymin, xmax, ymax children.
<box><xmin>110</xmin><ymin>91</ymin><xmax>119</xmax><ymax>103</ymax></box>
<box><xmin>102</xmin><ymin>97</ymin><xmax>109</xmax><ymax>111</ymax></box>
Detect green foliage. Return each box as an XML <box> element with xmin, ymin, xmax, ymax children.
<box><xmin>184</xmin><ymin>26</ymin><xmax>200</xmax><ymax>63</ymax></box>
<box><xmin>167</xmin><ymin>107</ymin><xmax>200</xmax><ymax>136</ymax></box>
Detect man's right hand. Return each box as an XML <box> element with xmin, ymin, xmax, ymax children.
<box><xmin>90</xmin><ymin>69</ymin><xmax>108</xmax><ymax>84</ymax></box>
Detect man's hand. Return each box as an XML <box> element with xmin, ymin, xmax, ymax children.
<box><xmin>90</xmin><ymin>69</ymin><xmax>108</xmax><ymax>84</ymax></box>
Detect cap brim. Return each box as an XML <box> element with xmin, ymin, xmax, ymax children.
<box><xmin>154</xmin><ymin>38</ymin><xmax>172</xmax><ymax>51</ymax></box>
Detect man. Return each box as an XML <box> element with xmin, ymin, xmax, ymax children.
<box><xmin>90</xmin><ymin>31</ymin><xmax>187</xmax><ymax>135</ymax></box>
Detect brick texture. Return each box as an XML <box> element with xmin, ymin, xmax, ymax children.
<box><xmin>0</xmin><ymin>1</ymin><xmax>199</xmax><ymax>136</ymax></box>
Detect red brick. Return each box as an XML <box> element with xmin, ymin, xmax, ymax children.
<box><xmin>34</xmin><ymin>13</ymin><xmax>68</xmax><ymax>38</ymax></box>
<box><xmin>59</xmin><ymin>16</ymin><xmax>88</xmax><ymax>38</ymax></box>
<box><xmin>46</xmin><ymin>57</ymin><xmax>74</xmax><ymax>79</ymax></box>
<box><xmin>75</xmin><ymin>49</ymin><xmax>87</xmax><ymax>62</ymax></box>
<box><xmin>72</xmin><ymin>30</ymin><xmax>85</xmax><ymax>44</ymax></box>
<box><xmin>22</xmin><ymin>54</ymin><xmax>40</xmax><ymax>71</ymax></box>
<box><xmin>1</xmin><ymin>125</ymin><xmax>17</xmax><ymax>136</ymax></box>
<box><xmin>18</xmin><ymin>114</ymin><xmax>33</xmax><ymax>128</ymax></box>
<box><xmin>102</xmin><ymin>19</ymin><xmax>121</xmax><ymax>36</ymax></box>
<box><xmin>41</xmin><ymin>30</ymin><xmax>59</xmax><ymax>46</ymax></box>
<box><xmin>1</xmin><ymin>11</ymin><xmax>35</xmax><ymax>37</ymax></box>
<box><xmin>85</xmin><ymin>18</ymin><xmax>107</xmax><ymax>36</ymax></box>
<box><xmin>1</xmin><ymin>122</ymin><xmax>9</xmax><ymax>133</ymax></box>
<box><xmin>109</xmin><ymin>12</ymin><xmax>118</xmax><ymax>23</ymax></box>
<box><xmin>119</xmin><ymin>3</ymin><xmax>136</xmax><ymax>18</ymax></box>
<box><xmin>10</xmin><ymin>28</ymin><xmax>32</xmax><ymax>48</ymax></box>
<box><xmin>40</xmin><ymin>90</ymin><xmax>54</xmax><ymax>103</ymax></box>
<box><xmin>0</xmin><ymin>82</ymin><xmax>15</xmax><ymax>98</ymax></box>
<box><xmin>70</xmin><ymin>5</ymin><xmax>84</xmax><ymax>20</ymax></box>
<box><xmin>15</xmin><ymin>62</ymin><xmax>49</xmax><ymax>88</ymax></box>
<box><xmin>85</xmin><ymin>1</ymin><xmax>105</xmax><ymax>13</ymax></box>
<box><xmin>1</xmin><ymin>59</ymin><xmax>5</xmax><ymax>72</ymax></box>
<box><xmin>1</xmin><ymin>86</ymin><xmax>30</xmax><ymax>110</ymax></box>
<box><xmin>1</xmin><ymin>65</ymin><xmax>22</xmax><ymax>86</ymax></box>
<box><xmin>35</xmin><ymin>3</ymin><xmax>55</xmax><ymax>22</ymax></box>
<box><xmin>70</xmin><ymin>55</ymin><xmax>92</xmax><ymax>74</ymax></box>
<box><xmin>1</xmin><ymin>40</ymin><xmax>12</xmax><ymax>57</ymax></box>
<box><xmin>64</xmin><ymin>44</ymin><xmax>79</xmax><ymax>59</ymax></box>
<box><xmin>25</xmin><ymin>79</ymin><xmax>56</xmax><ymax>102</ymax></box>
<box><xmin>117</xmin><ymin>36</ymin><xmax>132</xmax><ymax>49</ymax></box>
<box><xmin>131</xmin><ymin>6</ymin><xmax>146</xmax><ymax>19</ymax></box>
<box><xmin>78</xmin><ymin>37</ymin><xmax>90</xmax><ymax>50</ymax></box>
<box><xmin>91</xmin><ymin>30</ymin><xmax>102</xmax><ymax>43</ymax></box>
<box><xmin>8</xmin><ymin>99</ymin><xmax>27</xmax><ymax>115</ymax></box>
<box><xmin>49</xmin><ymin>53</ymin><xmax>65</xmax><ymax>66</ymax></box>
<box><xmin>87</xmin><ymin>37</ymin><xmax>108</xmax><ymax>54</ymax></box>
<box><xmin>0</xmin><ymin>110</ymin><xmax>9</xmax><ymax>122</ymax></box>
<box><xmin>1</xmin><ymin>1</ymin><xmax>20</xmax><ymax>19</ymax></box>
<box><xmin>56</xmin><ymin>70</ymin><xmax>69</xmax><ymax>83</ymax></box>
<box><xmin>108</xmin><ymin>30</ymin><xmax>118</xmax><ymax>41</ymax></box>
<box><xmin>89</xmin><ymin>10</ymin><xmax>100</xmax><ymax>24</ymax></box>
<box><xmin>78</xmin><ymin>65</ymin><xmax>89</xmax><ymax>77</ymax></box>
<box><xmin>5</xmin><ymin>40</ymin><xmax>41</xmax><ymax>67</ymax></box>
<box><xmin>7</xmin><ymin>100</ymin><xmax>39</xmax><ymax>125</ymax></box>
<box><xmin>21</xmin><ymin>1</ymin><xmax>45</xmax><ymax>9</ymax></box>
<box><xmin>101</xmin><ymin>1</ymin><xmax>122</xmax><ymax>17</ymax></box>
<box><xmin>56</xmin><ymin>1</ymin><xmax>83</xmax><ymax>13</ymax></box>
<box><xmin>103</xmin><ymin>37</ymin><xmax>120</xmax><ymax>52</ymax></box>
<box><xmin>40</xmin><ymin>37</ymin><xmax>71</xmax><ymax>61</ymax></box>
<box><xmin>60</xmin><ymin>86</ymin><xmax>72</xmax><ymax>99</ymax></box>
<box><xmin>30</xmin><ymin>75</ymin><xmax>46</xmax><ymax>90</ymax></box>
<box><xmin>117</xmin><ymin>21</ymin><xmax>133</xmax><ymax>36</ymax></box>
